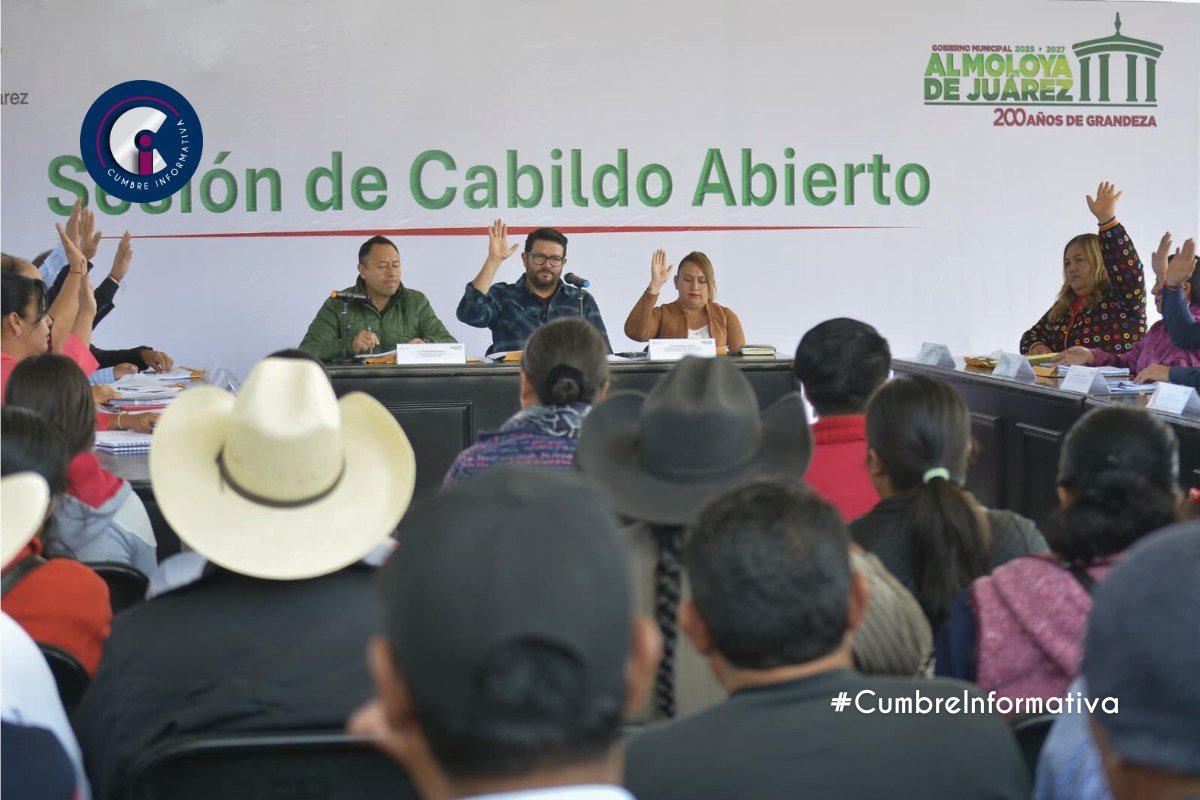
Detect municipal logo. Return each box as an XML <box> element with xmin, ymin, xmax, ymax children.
<box><xmin>923</xmin><ymin>13</ymin><xmax>1164</xmax><ymax>126</ymax></box>
<box><xmin>79</xmin><ymin>80</ymin><xmax>203</xmax><ymax>203</ymax></box>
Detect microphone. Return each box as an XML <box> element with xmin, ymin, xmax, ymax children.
<box><xmin>331</xmin><ymin>290</ymin><xmax>369</xmax><ymax>302</ymax></box>
<box><xmin>564</xmin><ymin>273</ymin><xmax>591</xmax><ymax>289</ymax></box>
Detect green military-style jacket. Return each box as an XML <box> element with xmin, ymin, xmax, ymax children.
<box><xmin>299</xmin><ymin>279</ymin><xmax>456</xmax><ymax>361</ymax></box>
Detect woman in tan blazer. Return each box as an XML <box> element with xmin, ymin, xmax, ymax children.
<box><xmin>623</xmin><ymin>250</ymin><xmax>746</xmax><ymax>352</ymax></box>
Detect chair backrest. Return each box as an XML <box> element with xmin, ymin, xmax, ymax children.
<box><xmin>38</xmin><ymin>643</ymin><xmax>89</xmax><ymax>714</ymax></box>
<box><xmin>87</xmin><ymin>561</ymin><xmax>149</xmax><ymax>614</ymax></box>
<box><xmin>126</xmin><ymin>731</ymin><xmax>419</xmax><ymax>800</ymax></box>
<box><xmin>1012</xmin><ymin>713</ymin><xmax>1058</xmax><ymax>776</ymax></box>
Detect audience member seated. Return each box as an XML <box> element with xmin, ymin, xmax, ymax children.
<box><xmin>1035</xmin><ymin>520</ymin><xmax>1200</xmax><ymax>800</ymax></box>
<box><xmin>577</xmin><ymin>357</ymin><xmax>932</xmax><ymax>719</ymax></box>
<box><xmin>851</xmin><ymin>375</ymin><xmax>1047</xmax><ymax>627</ymax></box>
<box><xmin>444</xmin><ymin>317</ymin><xmax>608</xmax><ymax>487</ymax></box>
<box><xmin>1020</xmin><ymin>182</ymin><xmax>1146</xmax><ymax>356</ymax></box>
<box><xmin>72</xmin><ymin>357</ymin><xmax>417</xmax><ymax>800</ymax></box>
<box><xmin>2</xmin><ymin>473</ymin><xmax>94</xmax><ymax>799</ymax></box>
<box><xmin>623</xmin><ymin>481</ymin><xmax>1029</xmax><ymax>800</ymax></box>
<box><xmin>793</xmin><ymin>317</ymin><xmax>890</xmax><ymax>520</ymax></box>
<box><xmin>623</xmin><ymin>250</ymin><xmax>745</xmax><ymax>352</ymax></box>
<box><xmin>1057</xmin><ymin>231</ymin><xmax>1200</xmax><ymax>382</ymax></box>
<box><xmin>349</xmin><ymin>467</ymin><xmax>660</xmax><ymax>800</ymax></box>
<box><xmin>6</xmin><ymin>356</ymin><xmax>157</xmax><ymax>576</ymax></box>
<box><xmin>2</xmin><ymin>614</ymin><xmax>89</xmax><ymax>800</ymax></box>
<box><xmin>1</xmin><ymin>412</ymin><xmax>112</xmax><ymax>675</ymax></box>
<box><xmin>936</xmin><ymin>405</ymin><xmax>1181</xmax><ymax>705</ymax></box>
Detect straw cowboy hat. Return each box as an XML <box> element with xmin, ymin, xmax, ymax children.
<box><xmin>149</xmin><ymin>357</ymin><xmax>416</xmax><ymax>580</ymax></box>
<box><xmin>575</xmin><ymin>356</ymin><xmax>812</xmax><ymax>526</ymax></box>
<box><xmin>1</xmin><ymin>472</ymin><xmax>51</xmax><ymax>568</ymax></box>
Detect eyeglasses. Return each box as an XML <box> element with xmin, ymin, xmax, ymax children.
<box><xmin>527</xmin><ymin>253</ymin><xmax>565</xmax><ymax>267</ymax></box>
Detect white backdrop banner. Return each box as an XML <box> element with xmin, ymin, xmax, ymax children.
<box><xmin>2</xmin><ymin>0</ymin><xmax>1198</xmax><ymax>377</ymax></box>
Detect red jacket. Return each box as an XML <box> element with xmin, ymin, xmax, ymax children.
<box><xmin>1</xmin><ymin>538</ymin><xmax>112</xmax><ymax>675</ymax></box>
<box><xmin>804</xmin><ymin>415</ymin><xmax>879</xmax><ymax>522</ymax></box>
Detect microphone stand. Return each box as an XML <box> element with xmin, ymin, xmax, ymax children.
<box><xmin>333</xmin><ymin>297</ymin><xmax>356</xmax><ymax>366</ymax></box>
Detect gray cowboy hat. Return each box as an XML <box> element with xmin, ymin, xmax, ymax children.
<box><xmin>576</xmin><ymin>357</ymin><xmax>812</xmax><ymax>526</ymax></box>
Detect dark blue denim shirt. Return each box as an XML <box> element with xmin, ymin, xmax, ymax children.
<box><xmin>456</xmin><ymin>276</ymin><xmax>612</xmax><ymax>354</ymax></box>
<box><xmin>1163</xmin><ymin>285</ymin><xmax>1200</xmax><ymax>388</ymax></box>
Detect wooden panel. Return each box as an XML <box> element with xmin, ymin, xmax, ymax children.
<box><xmin>1013</xmin><ymin>422</ymin><xmax>1066</xmax><ymax>530</ymax></box>
<box><xmin>380</xmin><ymin>401</ymin><xmax>473</xmax><ymax>502</ymax></box>
<box><xmin>967</xmin><ymin>412</ymin><xmax>1003</xmax><ymax>509</ymax></box>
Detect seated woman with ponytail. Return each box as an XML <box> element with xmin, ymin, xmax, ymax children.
<box><xmin>5</xmin><ymin>354</ymin><xmax>157</xmax><ymax>576</ymax></box>
<box><xmin>444</xmin><ymin>317</ymin><xmax>609</xmax><ymax>487</ymax></box>
<box><xmin>1</xmin><ymin>407</ymin><xmax>112</xmax><ymax>676</ymax></box>
<box><xmin>935</xmin><ymin>405</ymin><xmax>1180</xmax><ymax>705</ymax></box>
<box><xmin>850</xmin><ymin>375</ymin><xmax>1047</xmax><ymax>628</ymax></box>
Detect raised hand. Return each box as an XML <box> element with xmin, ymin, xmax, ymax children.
<box><xmin>1152</xmin><ymin>232</ymin><xmax>1172</xmax><ymax>279</ymax></box>
<box><xmin>110</xmin><ymin>231</ymin><xmax>133</xmax><ymax>282</ymax></box>
<box><xmin>79</xmin><ymin>205</ymin><xmax>102</xmax><ymax>262</ymax></box>
<box><xmin>648</xmin><ymin>249</ymin><xmax>675</xmax><ymax>295</ymax></box>
<box><xmin>55</xmin><ymin>223</ymin><xmax>87</xmax><ymax>275</ymax></box>
<box><xmin>487</xmin><ymin>219</ymin><xmax>519</xmax><ymax>262</ymax></box>
<box><xmin>1086</xmin><ymin>181</ymin><xmax>1121</xmax><ymax>223</ymax></box>
<box><xmin>1165</xmin><ymin>238</ymin><xmax>1196</xmax><ymax>288</ymax></box>
<box><xmin>64</xmin><ymin>198</ymin><xmax>83</xmax><ymax>244</ymax></box>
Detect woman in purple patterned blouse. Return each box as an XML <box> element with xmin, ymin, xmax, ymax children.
<box><xmin>443</xmin><ymin>317</ymin><xmax>609</xmax><ymax>488</ymax></box>
<box><xmin>1019</xmin><ymin>182</ymin><xmax>1147</xmax><ymax>356</ymax></box>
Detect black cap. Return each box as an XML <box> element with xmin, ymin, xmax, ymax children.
<box><xmin>1083</xmin><ymin>521</ymin><xmax>1200</xmax><ymax>774</ymax></box>
<box><xmin>380</xmin><ymin>466</ymin><xmax>632</xmax><ymax>723</ymax></box>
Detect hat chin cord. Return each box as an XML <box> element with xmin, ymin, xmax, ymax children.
<box><xmin>215</xmin><ymin>448</ymin><xmax>346</xmax><ymax>509</ymax></box>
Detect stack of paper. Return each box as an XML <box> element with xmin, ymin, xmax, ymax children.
<box><xmin>94</xmin><ymin>431</ymin><xmax>153</xmax><ymax>454</ymax></box>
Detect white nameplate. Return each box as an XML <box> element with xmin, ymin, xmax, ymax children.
<box><xmin>1059</xmin><ymin>366</ymin><xmax>1110</xmax><ymax>395</ymax></box>
<box><xmin>914</xmin><ymin>342</ymin><xmax>955</xmax><ymax>369</ymax></box>
<box><xmin>993</xmin><ymin>352</ymin><xmax>1036</xmax><ymax>381</ymax></box>
<box><xmin>395</xmin><ymin>343</ymin><xmax>467</xmax><ymax>365</ymax></box>
<box><xmin>648</xmin><ymin>338</ymin><xmax>717</xmax><ymax>361</ymax></box>
<box><xmin>1147</xmin><ymin>382</ymin><xmax>1200</xmax><ymax>416</ymax></box>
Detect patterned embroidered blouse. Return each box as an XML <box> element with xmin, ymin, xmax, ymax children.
<box><xmin>1019</xmin><ymin>219</ymin><xmax>1147</xmax><ymax>354</ymax></box>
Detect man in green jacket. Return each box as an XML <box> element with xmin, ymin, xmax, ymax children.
<box><xmin>299</xmin><ymin>236</ymin><xmax>456</xmax><ymax>361</ymax></box>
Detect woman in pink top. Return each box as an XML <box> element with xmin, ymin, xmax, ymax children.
<box><xmin>2</xmin><ymin>225</ymin><xmax>98</xmax><ymax>399</ymax></box>
<box><xmin>1057</xmin><ymin>230</ymin><xmax>1200</xmax><ymax>381</ymax></box>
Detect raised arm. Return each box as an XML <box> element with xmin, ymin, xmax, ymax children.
<box><xmin>1088</xmin><ymin>182</ymin><xmax>1146</xmax><ymax>316</ymax></box>
<box><xmin>457</xmin><ymin>220</ymin><xmax>515</xmax><ymax>328</ymax></box>
<box><xmin>471</xmin><ymin>219</ymin><xmax>518</xmax><ymax>294</ymax></box>
<box><xmin>1161</xmin><ymin>237</ymin><xmax>1200</xmax><ymax>350</ymax></box>
<box><xmin>48</xmin><ymin>223</ymin><xmax>87</xmax><ymax>351</ymax></box>
<box><xmin>624</xmin><ymin>250</ymin><xmax>672</xmax><ymax>341</ymax></box>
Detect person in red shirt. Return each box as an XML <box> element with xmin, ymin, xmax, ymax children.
<box><xmin>0</xmin><ymin>407</ymin><xmax>111</xmax><ymax>675</ymax></box>
<box><xmin>793</xmin><ymin>318</ymin><xmax>891</xmax><ymax>522</ymax></box>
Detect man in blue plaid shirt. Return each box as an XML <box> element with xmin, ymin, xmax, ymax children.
<box><xmin>456</xmin><ymin>220</ymin><xmax>612</xmax><ymax>354</ymax></box>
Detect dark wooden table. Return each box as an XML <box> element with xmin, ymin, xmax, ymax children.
<box><xmin>102</xmin><ymin>357</ymin><xmax>798</xmax><ymax>560</ymax></box>
<box><xmin>891</xmin><ymin>359</ymin><xmax>1200</xmax><ymax>530</ymax></box>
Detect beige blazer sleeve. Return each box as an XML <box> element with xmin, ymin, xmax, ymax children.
<box><xmin>722</xmin><ymin>306</ymin><xmax>746</xmax><ymax>351</ymax></box>
<box><xmin>624</xmin><ymin>290</ymin><xmax>665</xmax><ymax>342</ymax></box>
